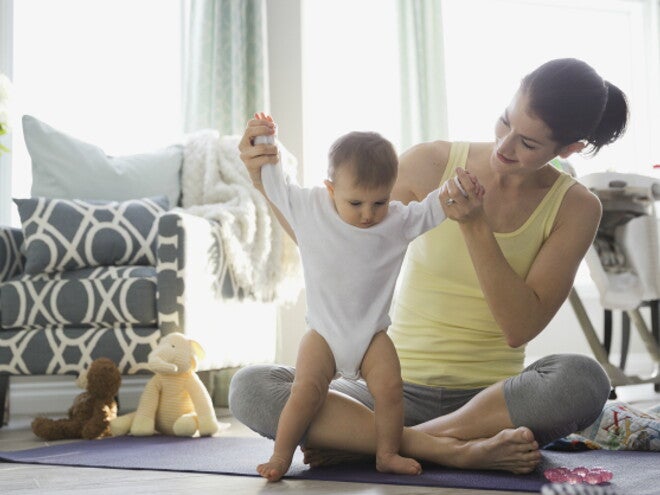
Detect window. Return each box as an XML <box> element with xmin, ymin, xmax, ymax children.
<box><xmin>298</xmin><ymin>0</ymin><xmax>659</xmax><ymax>293</ymax></box>
<box><xmin>441</xmin><ymin>0</ymin><xmax>658</xmax><ymax>177</ymax></box>
<box><xmin>301</xmin><ymin>0</ymin><xmax>401</xmax><ymax>186</ymax></box>
<box><xmin>300</xmin><ymin>0</ymin><xmax>659</xmax><ymax>182</ymax></box>
<box><xmin>8</xmin><ymin>0</ymin><xmax>182</xmax><ymax>225</ymax></box>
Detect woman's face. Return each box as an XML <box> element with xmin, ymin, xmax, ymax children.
<box><xmin>492</xmin><ymin>90</ymin><xmax>563</xmax><ymax>172</ymax></box>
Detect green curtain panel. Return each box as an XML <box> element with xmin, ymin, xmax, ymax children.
<box><xmin>183</xmin><ymin>0</ymin><xmax>269</xmax><ymax>135</ymax></box>
<box><xmin>397</xmin><ymin>0</ymin><xmax>448</xmax><ymax>150</ymax></box>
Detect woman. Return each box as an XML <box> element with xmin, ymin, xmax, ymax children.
<box><xmin>230</xmin><ymin>58</ymin><xmax>627</xmax><ymax>474</ymax></box>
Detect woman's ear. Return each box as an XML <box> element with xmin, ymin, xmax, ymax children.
<box><xmin>558</xmin><ymin>141</ymin><xmax>586</xmax><ymax>159</ymax></box>
<box><xmin>324</xmin><ymin>179</ymin><xmax>335</xmax><ymax>199</ymax></box>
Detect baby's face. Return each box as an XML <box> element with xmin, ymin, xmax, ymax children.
<box><xmin>325</xmin><ymin>170</ymin><xmax>392</xmax><ymax>229</ymax></box>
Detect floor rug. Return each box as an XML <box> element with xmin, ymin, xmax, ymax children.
<box><xmin>1</xmin><ymin>435</ymin><xmax>657</xmax><ymax>493</ymax></box>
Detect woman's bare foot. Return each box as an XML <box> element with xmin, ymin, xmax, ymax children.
<box><xmin>452</xmin><ymin>427</ymin><xmax>541</xmax><ymax>474</ymax></box>
<box><xmin>257</xmin><ymin>454</ymin><xmax>291</xmax><ymax>482</ymax></box>
<box><xmin>304</xmin><ymin>427</ymin><xmax>540</xmax><ymax>475</ymax></box>
<box><xmin>377</xmin><ymin>452</ymin><xmax>422</xmax><ymax>475</ymax></box>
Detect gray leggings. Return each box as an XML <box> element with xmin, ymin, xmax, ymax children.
<box><xmin>228</xmin><ymin>353</ymin><xmax>611</xmax><ymax>447</ymax></box>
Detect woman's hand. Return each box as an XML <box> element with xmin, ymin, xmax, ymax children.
<box><xmin>238</xmin><ymin>113</ymin><xmax>298</xmax><ymax>243</ymax></box>
<box><xmin>238</xmin><ymin>113</ymin><xmax>279</xmax><ymax>186</ymax></box>
<box><xmin>439</xmin><ymin>167</ymin><xmax>486</xmax><ymax>222</ymax></box>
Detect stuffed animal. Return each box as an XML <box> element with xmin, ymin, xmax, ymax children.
<box><xmin>110</xmin><ymin>332</ymin><xmax>219</xmax><ymax>437</ymax></box>
<box><xmin>31</xmin><ymin>357</ymin><xmax>121</xmax><ymax>440</ymax></box>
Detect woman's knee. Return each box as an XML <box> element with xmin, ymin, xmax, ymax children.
<box><xmin>506</xmin><ymin>353</ymin><xmax>611</xmax><ymax>444</ymax></box>
<box><xmin>228</xmin><ymin>364</ymin><xmax>295</xmax><ymax>439</ymax></box>
<box><xmin>555</xmin><ymin>354</ymin><xmax>611</xmax><ymax>426</ymax></box>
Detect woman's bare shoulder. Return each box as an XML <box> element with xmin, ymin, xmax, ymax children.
<box><xmin>400</xmin><ymin>139</ymin><xmax>452</xmax><ymax>161</ymax></box>
<box><xmin>395</xmin><ymin>140</ymin><xmax>452</xmax><ymax>201</ymax></box>
<box><xmin>565</xmin><ymin>179</ymin><xmax>601</xmax><ymax>213</ymax></box>
<box><xmin>556</xmin><ymin>178</ymin><xmax>602</xmax><ymax>233</ymax></box>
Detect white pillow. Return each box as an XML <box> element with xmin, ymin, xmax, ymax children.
<box><xmin>23</xmin><ymin>115</ymin><xmax>182</xmax><ymax>207</ymax></box>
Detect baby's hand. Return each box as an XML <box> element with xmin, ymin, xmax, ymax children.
<box><xmin>456</xmin><ymin>168</ymin><xmax>485</xmax><ymax>200</ymax></box>
<box><xmin>440</xmin><ymin>167</ymin><xmax>486</xmax><ymax>222</ymax></box>
<box><xmin>253</xmin><ymin>113</ymin><xmax>277</xmax><ymax>146</ymax></box>
<box><xmin>239</xmin><ymin>112</ymin><xmax>279</xmax><ymax>186</ymax></box>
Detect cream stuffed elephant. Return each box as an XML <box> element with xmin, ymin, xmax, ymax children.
<box><xmin>110</xmin><ymin>332</ymin><xmax>219</xmax><ymax>437</ymax></box>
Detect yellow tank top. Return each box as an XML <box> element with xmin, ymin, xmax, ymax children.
<box><xmin>390</xmin><ymin>142</ymin><xmax>576</xmax><ymax>389</ymax></box>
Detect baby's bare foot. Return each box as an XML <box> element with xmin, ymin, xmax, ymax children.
<box><xmin>376</xmin><ymin>452</ymin><xmax>422</xmax><ymax>475</ymax></box>
<box><xmin>457</xmin><ymin>426</ymin><xmax>541</xmax><ymax>474</ymax></box>
<box><xmin>257</xmin><ymin>455</ymin><xmax>291</xmax><ymax>482</ymax></box>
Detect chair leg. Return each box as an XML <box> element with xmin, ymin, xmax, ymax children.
<box><xmin>603</xmin><ymin>309</ymin><xmax>616</xmax><ymax>397</ymax></box>
<box><xmin>603</xmin><ymin>309</ymin><xmax>613</xmax><ymax>355</ymax></box>
<box><xmin>0</xmin><ymin>374</ymin><xmax>8</xmax><ymax>427</ymax></box>
<box><xmin>651</xmin><ymin>299</ymin><xmax>659</xmax><ymax>344</ymax></box>
<box><xmin>651</xmin><ymin>300</ymin><xmax>660</xmax><ymax>393</ymax></box>
<box><xmin>620</xmin><ymin>311</ymin><xmax>631</xmax><ymax>370</ymax></box>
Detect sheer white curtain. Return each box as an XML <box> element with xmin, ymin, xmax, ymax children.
<box><xmin>397</xmin><ymin>0</ymin><xmax>449</xmax><ymax>150</ymax></box>
<box><xmin>182</xmin><ymin>0</ymin><xmax>269</xmax><ymax>134</ymax></box>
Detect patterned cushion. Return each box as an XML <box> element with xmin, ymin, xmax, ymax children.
<box><xmin>0</xmin><ymin>265</ymin><xmax>157</xmax><ymax>330</ymax></box>
<box><xmin>0</xmin><ymin>227</ymin><xmax>24</xmax><ymax>282</ymax></box>
<box><xmin>14</xmin><ymin>196</ymin><xmax>168</xmax><ymax>274</ymax></box>
<box><xmin>0</xmin><ymin>326</ymin><xmax>160</xmax><ymax>375</ymax></box>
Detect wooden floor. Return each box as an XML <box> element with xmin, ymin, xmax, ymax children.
<box><xmin>1</xmin><ymin>385</ymin><xmax>658</xmax><ymax>495</ymax></box>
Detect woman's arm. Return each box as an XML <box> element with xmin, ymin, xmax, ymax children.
<box><xmin>458</xmin><ymin>182</ymin><xmax>601</xmax><ymax>347</ymax></box>
<box><xmin>392</xmin><ymin>141</ymin><xmax>451</xmax><ymax>204</ymax></box>
<box><xmin>395</xmin><ymin>140</ymin><xmax>594</xmax><ymax>347</ymax></box>
<box><xmin>238</xmin><ymin>118</ymin><xmax>297</xmax><ymax>242</ymax></box>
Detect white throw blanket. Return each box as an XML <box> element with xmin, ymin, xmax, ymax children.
<box><xmin>181</xmin><ymin>129</ymin><xmax>301</xmax><ymax>302</ymax></box>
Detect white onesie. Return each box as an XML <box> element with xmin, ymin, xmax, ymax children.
<box><xmin>262</xmin><ymin>163</ymin><xmax>445</xmax><ymax>379</ymax></box>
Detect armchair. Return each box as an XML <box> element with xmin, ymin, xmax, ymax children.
<box><xmin>0</xmin><ymin>116</ymin><xmax>278</xmax><ymax>426</ymax></box>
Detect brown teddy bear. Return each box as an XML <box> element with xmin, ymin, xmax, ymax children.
<box><xmin>31</xmin><ymin>357</ymin><xmax>121</xmax><ymax>440</ymax></box>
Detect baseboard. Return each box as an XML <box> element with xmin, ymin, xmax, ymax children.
<box><xmin>8</xmin><ymin>375</ymin><xmax>149</xmax><ymax>416</ymax></box>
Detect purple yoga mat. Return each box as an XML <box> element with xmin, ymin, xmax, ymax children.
<box><xmin>1</xmin><ymin>435</ymin><xmax>657</xmax><ymax>493</ymax></box>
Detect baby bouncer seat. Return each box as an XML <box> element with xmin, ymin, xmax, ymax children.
<box><xmin>569</xmin><ymin>172</ymin><xmax>660</xmax><ymax>395</ymax></box>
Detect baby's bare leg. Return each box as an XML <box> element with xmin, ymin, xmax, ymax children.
<box><xmin>257</xmin><ymin>330</ymin><xmax>335</xmax><ymax>482</ymax></box>
<box><xmin>361</xmin><ymin>331</ymin><xmax>422</xmax><ymax>475</ymax></box>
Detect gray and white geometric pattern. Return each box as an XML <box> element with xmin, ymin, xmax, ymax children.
<box><xmin>0</xmin><ymin>325</ymin><xmax>160</xmax><ymax>375</ymax></box>
<box><xmin>14</xmin><ymin>196</ymin><xmax>169</xmax><ymax>275</ymax></box>
<box><xmin>0</xmin><ymin>228</ymin><xmax>24</xmax><ymax>282</ymax></box>
<box><xmin>0</xmin><ymin>209</ymin><xmax>243</xmax><ymax>379</ymax></box>
<box><xmin>0</xmin><ymin>266</ymin><xmax>157</xmax><ymax>330</ymax></box>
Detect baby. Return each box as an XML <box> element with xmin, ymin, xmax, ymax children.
<box><xmin>248</xmin><ymin>113</ymin><xmax>482</xmax><ymax>481</ymax></box>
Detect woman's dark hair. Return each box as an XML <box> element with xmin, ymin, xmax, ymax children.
<box><xmin>328</xmin><ymin>131</ymin><xmax>398</xmax><ymax>188</ymax></box>
<box><xmin>520</xmin><ymin>58</ymin><xmax>629</xmax><ymax>155</ymax></box>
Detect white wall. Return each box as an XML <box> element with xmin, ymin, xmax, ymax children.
<box><xmin>266</xmin><ymin>0</ymin><xmax>308</xmax><ymax>366</ymax></box>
